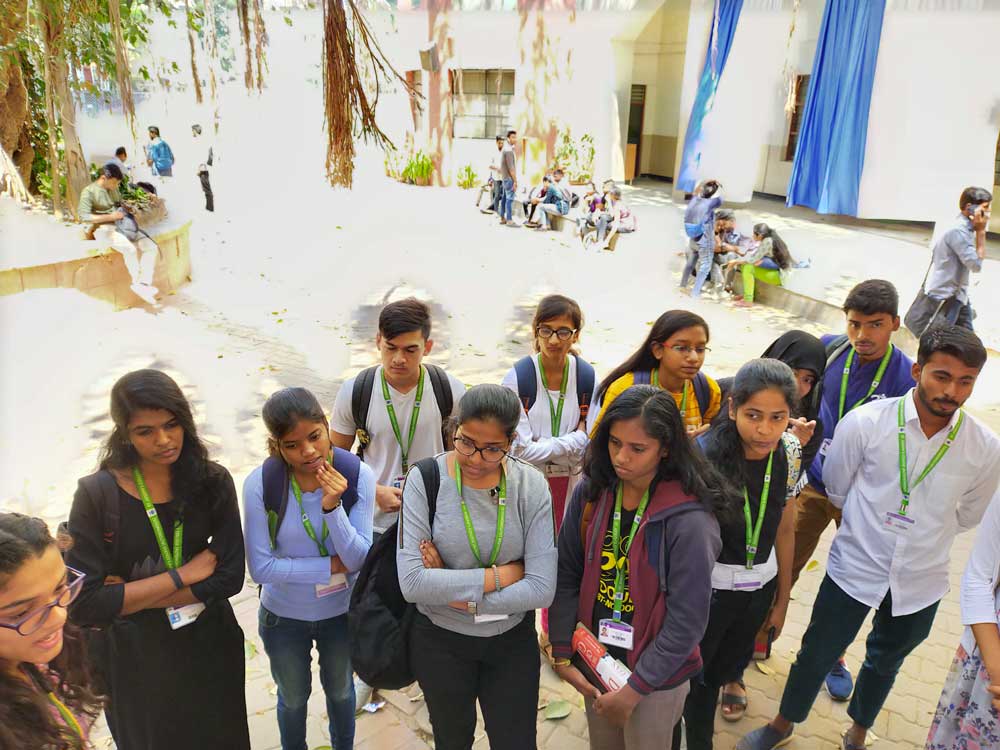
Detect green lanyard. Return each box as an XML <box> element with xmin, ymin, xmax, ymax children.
<box><xmin>132</xmin><ymin>467</ymin><xmax>183</xmax><ymax>570</ymax></box>
<box><xmin>454</xmin><ymin>462</ymin><xmax>507</xmax><ymax>567</ymax></box>
<box><xmin>611</xmin><ymin>483</ymin><xmax>651</xmax><ymax>621</ymax></box>
<box><xmin>539</xmin><ymin>354</ymin><xmax>570</xmax><ymax>436</ymax></box>
<box><xmin>742</xmin><ymin>451</ymin><xmax>774</xmax><ymax>569</ymax></box>
<box><xmin>47</xmin><ymin>691</ymin><xmax>84</xmax><ymax>741</ymax></box>
<box><xmin>289</xmin><ymin>473</ymin><xmax>331</xmax><ymax>557</ymax></box>
<box><xmin>382</xmin><ymin>366</ymin><xmax>425</xmax><ymax>473</ymax></box>
<box><xmin>897</xmin><ymin>397</ymin><xmax>964</xmax><ymax>516</ymax></box>
<box><xmin>838</xmin><ymin>345</ymin><xmax>893</xmax><ymax>421</ymax></box>
<box><xmin>651</xmin><ymin>370</ymin><xmax>689</xmax><ymax>413</ymax></box>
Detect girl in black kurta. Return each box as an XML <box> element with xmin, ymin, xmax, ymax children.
<box><xmin>66</xmin><ymin>369</ymin><xmax>250</xmax><ymax>749</ymax></box>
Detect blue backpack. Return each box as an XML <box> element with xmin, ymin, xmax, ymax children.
<box><xmin>513</xmin><ymin>355</ymin><xmax>596</xmax><ymax>421</ymax></box>
<box><xmin>261</xmin><ymin>447</ymin><xmax>361</xmax><ymax>549</ymax></box>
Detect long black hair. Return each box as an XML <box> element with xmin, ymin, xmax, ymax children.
<box><xmin>706</xmin><ymin>359</ymin><xmax>798</xmax><ymax>491</ymax></box>
<box><xmin>584</xmin><ymin>386</ymin><xmax>736</xmax><ymax>520</ymax></box>
<box><xmin>752</xmin><ymin>223</ymin><xmax>792</xmax><ymax>270</ymax></box>
<box><xmin>262</xmin><ymin>387</ymin><xmax>328</xmax><ymax>458</ymax></box>
<box><xmin>0</xmin><ymin>514</ymin><xmax>103</xmax><ymax>750</ymax></box>
<box><xmin>98</xmin><ymin>369</ymin><xmax>212</xmax><ymax>512</ymax></box>
<box><xmin>596</xmin><ymin>310</ymin><xmax>710</xmax><ymax>403</ymax></box>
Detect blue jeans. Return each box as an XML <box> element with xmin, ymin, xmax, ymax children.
<box><xmin>259</xmin><ymin>606</ymin><xmax>356</xmax><ymax>750</ymax></box>
<box><xmin>691</xmin><ymin>243</ymin><xmax>715</xmax><ymax>297</ymax></box>
<box><xmin>778</xmin><ymin>575</ymin><xmax>939</xmax><ymax>729</ymax></box>
<box><xmin>501</xmin><ymin>178</ymin><xmax>515</xmax><ymax>221</ymax></box>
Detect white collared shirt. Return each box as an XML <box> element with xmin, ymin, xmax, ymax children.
<box><xmin>959</xmin><ymin>489</ymin><xmax>1000</xmax><ymax>653</ymax></box>
<box><xmin>824</xmin><ymin>390</ymin><xmax>1000</xmax><ymax>616</ymax></box>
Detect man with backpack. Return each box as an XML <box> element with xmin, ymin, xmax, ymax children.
<box><xmin>789</xmin><ymin>279</ymin><xmax>915</xmax><ymax>701</ymax></box>
<box><xmin>145</xmin><ymin>125</ymin><xmax>175</xmax><ymax>177</ymax></box>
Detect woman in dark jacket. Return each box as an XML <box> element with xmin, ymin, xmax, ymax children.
<box><xmin>550</xmin><ymin>386</ymin><xmax>735</xmax><ymax>749</ymax></box>
<box><xmin>66</xmin><ymin>369</ymin><xmax>250</xmax><ymax>749</ymax></box>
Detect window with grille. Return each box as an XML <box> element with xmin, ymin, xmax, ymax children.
<box><xmin>784</xmin><ymin>75</ymin><xmax>810</xmax><ymax>162</ymax></box>
<box><xmin>450</xmin><ymin>69</ymin><xmax>515</xmax><ymax>140</ymax></box>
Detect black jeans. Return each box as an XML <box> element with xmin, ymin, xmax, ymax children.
<box><xmin>411</xmin><ymin>611</ymin><xmax>540</xmax><ymax>750</ymax></box>
<box><xmin>673</xmin><ymin>579</ymin><xmax>777</xmax><ymax>750</ymax></box>
<box><xmin>489</xmin><ymin>180</ymin><xmax>503</xmax><ymax>212</ymax></box>
<box><xmin>199</xmin><ymin>170</ymin><xmax>214</xmax><ymax>212</ymax></box>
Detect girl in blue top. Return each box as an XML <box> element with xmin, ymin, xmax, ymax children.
<box><xmin>244</xmin><ymin>387</ymin><xmax>375</xmax><ymax>750</ymax></box>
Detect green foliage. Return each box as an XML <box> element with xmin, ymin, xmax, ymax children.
<box><xmin>554</xmin><ymin>129</ymin><xmax>596</xmax><ymax>182</ymax></box>
<box><xmin>401</xmin><ymin>150</ymin><xmax>433</xmax><ymax>184</ymax></box>
<box><xmin>457</xmin><ymin>164</ymin><xmax>478</xmax><ymax>190</ymax></box>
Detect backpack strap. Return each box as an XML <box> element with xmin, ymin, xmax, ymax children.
<box><xmin>825</xmin><ymin>335</ymin><xmax>851</xmax><ymax>370</ymax></box>
<box><xmin>692</xmin><ymin>372</ymin><xmax>711</xmax><ymax>418</ymax></box>
<box><xmin>424</xmin><ymin>365</ymin><xmax>455</xmax><ymax>449</ymax></box>
<box><xmin>579</xmin><ymin>498</ymin><xmax>596</xmax><ymax>549</ymax></box>
<box><xmin>514</xmin><ymin>356</ymin><xmax>537</xmax><ymax>413</ymax></box>
<box><xmin>575</xmin><ymin>357</ymin><xmax>596</xmax><ymax>419</ymax></box>
<box><xmin>351</xmin><ymin>367</ymin><xmax>379</xmax><ymax>461</ymax></box>
<box><xmin>332</xmin><ymin>447</ymin><xmax>361</xmax><ymax>515</ymax></box>
<box><xmin>262</xmin><ymin>456</ymin><xmax>290</xmax><ymax>550</ymax></box>
<box><xmin>780</xmin><ymin>432</ymin><xmax>803</xmax><ymax>500</ymax></box>
<box><xmin>414</xmin><ymin>457</ymin><xmax>440</xmax><ymax>528</ymax></box>
<box><xmin>80</xmin><ymin>470</ymin><xmax>122</xmax><ymax>568</ymax></box>
<box><xmin>634</xmin><ymin>370</ymin><xmax>652</xmax><ymax>386</ymax></box>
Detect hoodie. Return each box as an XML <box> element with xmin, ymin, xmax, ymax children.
<box><xmin>550</xmin><ymin>478</ymin><xmax>721</xmax><ymax>694</ymax></box>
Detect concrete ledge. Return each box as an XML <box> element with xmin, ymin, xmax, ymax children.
<box><xmin>0</xmin><ymin>221</ymin><xmax>192</xmax><ymax>309</ymax></box>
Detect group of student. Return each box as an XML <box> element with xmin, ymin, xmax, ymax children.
<box><xmin>480</xmin><ymin>133</ymin><xmax>636</xmax><ymax>250</ymax></box>
<box><xmin>2</xmin><ymin>284</ymin><xmax>1000</xmax><ymax>750</ymax></box>
<box><xmin>681</xmin><ymin>180</ymin><xmax>795</xmax><ymax>306</ymax></box>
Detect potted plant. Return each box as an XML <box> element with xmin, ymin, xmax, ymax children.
<box><xmin>410</xmin><ymin>150</ymin><xmax>433</xmax><ymax>186</ymax></box>
<box><xmin>457</xmin><ymin>164</ymin><xmax>478</xmax><ymax>189</ymax></box>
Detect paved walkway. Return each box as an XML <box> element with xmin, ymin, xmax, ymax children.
<box><xmin>5</xmin><ymin>170</ymin><xmax>997</xmax><ymax>749</ymax></box>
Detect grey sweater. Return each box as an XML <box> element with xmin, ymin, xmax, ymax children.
<box><xmin>397</xmin><ymin>454</ymin><xmax>556</xmax><ymax>636</ymax></box>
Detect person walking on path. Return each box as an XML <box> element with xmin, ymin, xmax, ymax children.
<box><xmin>481</xmin><ymin>135</ymin><xmax>504</xmax><ymax>214</ymax></box>
<box><xmin>144</xmin><ymin>126</ymin><xmax>174</xmax><ymax>177</ymax></box>
<box><xmin>738</xmin><ymin>325</ymin><xmax>1000</xmax><ymax>750</ymax></box>
<box><xmin>397</xmin><ymin>385</ymin><xmax>556</xmax><ymax>750</ymax></box>
<box><xmin>66</xmin><ymin>369</ymin><xmax>250</xmax><ymax>750</ymax></box>
<box><xmin>905</xmin><ymin>186</ymin><xmax>992</xmax><ymax>335</ymax></box>
<box><xmin>550</xmin><ymin>386</ymin><xmax>730</xmax><ymax>750</ymax></box>
<box><xmin>191</xmin><ymin>124</ymin><xmax>215</xmax><ymax>212</ymax></box>
<box><xmin>925</xmin><ymin>488</ymin><xmax>1000</xmax><ymax>749</ymax></box>
<box><xmin>499</xmin><ymin>130</ymin><xmax>518</xmax><ymax>227</ymax></box>
<box><xmin>78</xmin><ymin>162</ymin><xmax>160</xmax><ymax>306</ymax></box>
<box><xmin>244</xmin><ymin>388</ymin><xmax>375</xmax><ymax>750</ymax></box>
<box><xmin>789</xmin><ymin>280</ymin><xmax>915</xmax><ymax>702</ymax></box>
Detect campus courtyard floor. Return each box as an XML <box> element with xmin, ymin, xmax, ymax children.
<box><xmin>2</xmin><ymin>166</ymin><xmax>998</xmax><ymax>749</ymax></box>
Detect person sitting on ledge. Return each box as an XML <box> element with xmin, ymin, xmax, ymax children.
<box><xmin>78</xmin><ymin>162</ymin><xmax>160</xmax><ymax>306</ymax></box>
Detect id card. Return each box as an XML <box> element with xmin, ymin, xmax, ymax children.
<box><xmin>474</xmin><ymin>613</ymin><xmax>509</xmax><ymax>624</ymax></box>
<box><xmin>818</xmin><ymin>438</ymin><xmax>832</xmax><ymax>457</ymax></box>
<box><xmin>884</xmin><ymin>511</ymin><xmax>916</xmax><ymax>535</ymax></box>
<box><xmin>316</xmin><ymin>573</ymin><xmax>348</xmax><ymax>598</ymax></box>
<box><xmin>733</xmin><ymin>569</ymin><xmax>764</xmax><ymax>591</ymax></box>
<box><xmin>392</xmin><ymin>475</ymin><xmax>406</xmax><ymax>490</ymax></box>
<box><xmin>597</xmin><ymin>619</ymin><xmax>634</xmax><ymax>651</ymax></box>
<box><xmin>166</xmin><ymin>602</ymin><xmax>206</xmax><ymax>630</ymax></box>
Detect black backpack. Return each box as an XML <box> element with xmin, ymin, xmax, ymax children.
<box><xmin>350</xmin><ymin>365</ymin><xmax>455</xmax><ymax>461</ymax></box>
<box><xmin>348</xmin><ymin>457</ymin><xmax>439</xmax><ymax>690</ymax></box>
<box><xmin>513</xmin><ymin>355</ymin><xmax>596</xmax><ymax>421</ymax></box>
<box><xmin>261</xmin><ymin>448</ymin><xmax>361</xmax><ymax>549</ymax></box>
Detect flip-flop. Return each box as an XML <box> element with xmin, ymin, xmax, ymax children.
<box><xmin>721</xmin><ymin>681</ymin><xmax>748</xmax><ymax>722</ymax></box>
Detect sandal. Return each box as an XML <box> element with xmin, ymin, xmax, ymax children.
<box><xmin>720</xmin><ymin>680</ymin><xmax>748</xmax><ymax>722</ymax></box>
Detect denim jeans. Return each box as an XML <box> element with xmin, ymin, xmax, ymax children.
<box><xmin>778</xmin><ymin>575</ymin><xmax>939</xmax><ymax>729</ymax></box>
<box><xmin>501</xmin><ymin>178</ymin><xmax>515</xmax><ymax>221</ymax></box>
<box><xmin>691</xmin><ymin>243</ymin><xmax>715</xmax><ymax>297</ymax></box>
<box><xmin>259</xmin><ymin>606</ymin><xmax>356</xmax><ymax>750</ymax></box>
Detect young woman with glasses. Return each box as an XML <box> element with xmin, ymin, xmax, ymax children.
<box><xmin>590</xmin><ymin>310</ymin><xmax>722</xmax><ymax>438</ymax></box>
<box><xmin>0</xmin><ymin>513</ymin><xmax>101</xmax><ymax>749</ymax></box>
<box><xmin>66</xmin><ymin>369</ymin><xmax>250</xmax><ymax>749</ymax></box>
<box><xmin>397</xmin><ymin>384</ymin><xmax>557</xmax><ymax>750</ymax></box>
<box><xmin>501</xmin><ymin>294</ymin><xmax>594</xmax><ymax>647</ymax></box>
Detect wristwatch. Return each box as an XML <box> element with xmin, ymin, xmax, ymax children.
<box><xmin>466</xmin><ymin>601</ymin><xmax>477</xmax><ymax>616</ymax></box>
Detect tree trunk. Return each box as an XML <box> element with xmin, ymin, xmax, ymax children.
<box><xmin>51</xmin><ymin>53</ymin><xmax>88</xmax><ymax>216</ymax></box>
<box><xmin>183</xmin><ymin>0</ymin><xmax>203</xmax><ymax>103</ymax></box>
<box><xmin>0</xmin><ymin>0</ymin><xmax>33</xmax><ymax>188</ymax></box>
<box><xmin>426</xmin><ymin>0</ymin><xmax>453</xmax><ymax>186</ymax></box>
<box><xmin>203</xmin><ymin>0</ymin><xmax>219</xmax><ymax>102</ymax></box>
<box><xmin>40</xmin><ymin>44</ymin><xmax>63</xmax><ymax>218</ymax></box>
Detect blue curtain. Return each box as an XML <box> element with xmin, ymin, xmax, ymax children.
<box><xmin>785</xmin><ymin>0</ymin><xmax>886</xmax><ymax>216</ymax></box>
<box><xmin>676</xmin><ymin>0</ymin><xmax>744</xmax><ymax>193</ymax></box>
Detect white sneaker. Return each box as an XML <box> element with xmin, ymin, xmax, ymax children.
<box><xmin>354</xmin><ymin>676</ymin><xmax>373</xmax><ymax>714</ymax></box>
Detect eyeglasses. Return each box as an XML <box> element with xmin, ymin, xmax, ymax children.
<box><xmin>537</xmin><ymin>326</ymin><xmax>578</xmax><ymax>341</ymax></box>
<box><xmin>668</xmin><ymin>345</ymin><xmax>711</xmax><ymax>356</ymax></box>
<box><xmin>454</xmin><ymin>435</ymin><xmax>507</xmax><ymax>463</ymax></box>
<box><xmin>0</xmin><ymin>567</ymin><xmax>86</xmax><ymax>637</ymax></box>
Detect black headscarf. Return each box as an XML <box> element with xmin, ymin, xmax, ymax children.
<box><xmin>759</xmin><ymin>330</ymin><xmax>827</xmax><ymax>421</ymax></box>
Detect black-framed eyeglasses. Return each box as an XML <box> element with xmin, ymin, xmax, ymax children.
<box><xmin>0</xmin><ymin>567</ymin><xmax>86</xmax><ymax>637</ymax></box>
<box><xmin>537</xmin><ymin>326</ymin><xmax>577</xmax><ymax>341</ymax></box>
<box><xmin>454</xmin><ymin>435</ymin><xmax>507</xmax><ymax>463</ymax></box>
<box><xmin>668</xmin><ymin>344</ymin><xmax>711</xmax><ymax>356</ymax></box>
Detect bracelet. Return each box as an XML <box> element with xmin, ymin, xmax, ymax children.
<box><xmin>492</xmin><ymin>564</ymin><xmax>502</xmax><ymax>592</ymax></box>
<box><xmin>553</xmin><ymin>658</ymin><xmax>572</xmax><ymax>667</ymax></box>
<box><xmin>168</xmin><ymin>569</ymin><xmax>184</xmax><ymax>590</ymax></box>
